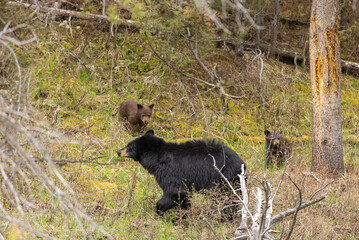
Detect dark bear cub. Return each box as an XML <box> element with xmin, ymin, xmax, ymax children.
<box><xmin>117</xmin><ymin>130</ymin><xmax>246</xmax><ymax>215</ymax></box>
<box><xmin>119</xmin><ymin>99</ymin><xmax>154</xmax><ymax>135</ymax></box>
<box><xmin>264</xmin><ymin>130</ymin><xmax>292</xmax><ymax>167</ymax></box>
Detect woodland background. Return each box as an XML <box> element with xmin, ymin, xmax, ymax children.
<box><xmin>0</xmin><ymin>0</ymin><xmax>359</xmax><ymax>239</ymax></box>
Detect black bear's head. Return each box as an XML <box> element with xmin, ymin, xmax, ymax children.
<box><xmin>117</xmin><ymin>130</ymin><xmax>156</xmax><ymax>161</ymax></box>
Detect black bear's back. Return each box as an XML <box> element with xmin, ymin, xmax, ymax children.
<box><xmin>158</xmin><ymin>140</ymin><xmax>246</xmax><ymax>192</ymax></box>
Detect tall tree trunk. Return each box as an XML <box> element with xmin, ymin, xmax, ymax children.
<box><xmin>339</xmin><ymin>0</ymin><xmax>350</xmax><ymax>29</ymax></box>
<box><xmin>255</xmin><ymin>0</ymin><xmax>263</xmax><ymax>49</ymax></box>
<box><xmin>309</xmin><ymin>0</ymin><xmax>344</xmax><ymax>176</ymax></box>
<box><xmin>270</xmin><ymin>0</ymin><xmax>279</xmax><ymax>56</ymax></box>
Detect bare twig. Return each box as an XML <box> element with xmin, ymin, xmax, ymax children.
<box><xmin>70</xmin><ymin>123</ymin><xmax>95</xmax><ymax>134</ymax></box>
<box><xmin>285</xmin><ymin>174</ymin><xmax>302</xmax><ymax>240</ymax></box>
<box><xmin>202</xmin><ymin>217</ymin><xmax>220</xmax><ymax>240</ymax></box>
<box><xmin>210</xmin><ymin>154</ymin><xmax>253</xmax><ymax>221</ymax></box>
<box><xmin>310</xmin><ymin>180</ymin><xmax>335</xmax><ymax>200</ymax></box>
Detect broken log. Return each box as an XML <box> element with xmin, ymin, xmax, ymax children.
<box><xmin>214</xmin><ymin>39</ymin><xmax>359</xmax><ymax>76</ymax></box>
<box><xmin>7</xmin><ymin>2</ymin><xmax>138</xmax><ymax>29</ymax></box>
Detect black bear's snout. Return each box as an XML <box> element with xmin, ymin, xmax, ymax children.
<box><xmin>117</xmin><ymin>147</ymin><xmax>130</xmax><ymax>157</ymax></box>
<box><xmin>116</xmin><ymin>149</ymin><xmax>121</xmax><ymax>156</ymax></box>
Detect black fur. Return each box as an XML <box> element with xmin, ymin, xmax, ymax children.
<box><xmin>117</xmin><ymin>130</ymin><xmax>246</xmax><ymax>215</ymax></box>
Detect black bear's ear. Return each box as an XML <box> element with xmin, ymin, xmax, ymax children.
<box><xmin>149</xmin><ymin>104</ymin><xmax>154</xmax><ymax>109</ymax></box>
<box><xmin>137</xmin><ymin>104</ymin><xmax>143</xmax><ymax>109</ymax></box>
<box><xmin>264</xmin><ymin>130</ymin><xmax>271</xmax><ymax>136</ymax></box>
<box><xmin>145</xmin><ymin>130</ymin><xmax>154</xmax><ymax>135</ymax></box>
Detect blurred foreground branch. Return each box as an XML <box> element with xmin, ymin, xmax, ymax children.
<box><xmin>194</xmin><ymin>0</ymin><xmax>265</xmax><ymax>35</ymax></box>
<box><xmin>0</xmin><ymin>18</ymin><xmax>112</xmax><ymax>239</ymax></box>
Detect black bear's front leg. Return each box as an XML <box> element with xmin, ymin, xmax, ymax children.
<box><xmin>156</xmin><ymin>193</ymin><xmax>189</xmax><ymax>215</ymax></box>
<box><xmin>156</xmin><ymin>195</ymin><xmax>177</xmax><ymax>215</ymax></box>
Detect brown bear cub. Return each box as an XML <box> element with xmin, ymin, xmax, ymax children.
<box><xmin>264</xmin><ymin>130</ymin><xmax>292</xmax><ymax>167</ymax></box>
<box><xmin>119</xmin><ymin>99</ymin><xmax>154</xmax><ymax>135</ymax></box>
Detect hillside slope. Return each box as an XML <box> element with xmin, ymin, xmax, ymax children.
<box><xmin>1</xmin><ymin>3</ymin><xmax>359</xmax><ymax>239</ymax></box>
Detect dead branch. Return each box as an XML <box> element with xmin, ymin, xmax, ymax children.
<box><xmin>69</xmin><ymin>122</ymin><xmax>95</xmax><ymax>134</ymax></box>
<box><xmin>33</xmin><ymin>156</ymin><xmax>118</xmax><ymax>166</ymax></box>
<box><xmin>269</xmin><ymin>194</ymin><xmax>326</xmax><ymax>229</ymax></box>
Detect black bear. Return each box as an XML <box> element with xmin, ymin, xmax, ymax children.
<box><xmin>119</xmin><ymin>99</ymin><xmax>154</xmax><ymax>135</ymax></box>
<box><xmin>117</xmin><ymin>130</ymin><xmax>246</xmax><ymax>215</ymax></box>
<box><xmin>264</xmin><ymin>130</ymin><xmax>292</xmax><ymax>167</ymax></box>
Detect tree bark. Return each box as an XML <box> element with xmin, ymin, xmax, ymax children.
<box><xmin>255</xmin><ymin>0</ymin><xmax>263</xmax><ymax>49</ymax></box>
<box><xmin>270</xmin><ymin>0</ymin><xmax>279</xmax><ymax>56</ymax></box>
<box><xmin>309</xmin><ymin>0</ymin><xmax>344</xmax><ymax>176</ymax></box>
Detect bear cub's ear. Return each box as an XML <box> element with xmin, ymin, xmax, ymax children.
<box><xmin>137</xmin><ymin>104</ymin><xmax>143</xmax><ymax>109</ymax></box>
<box><xmin>264</xmin><ymin>130</ymin><xmax>271</xmax><ymax>136</ymax></box>
<box><xmin>149</xmin><ymin>104</ymin><xmax>154</xmax><ymax>109</ymax></box>
<box><xmin>145</xmin><ymin>130</ymin><xmax>154</xmax><ymax>135</ymax></box>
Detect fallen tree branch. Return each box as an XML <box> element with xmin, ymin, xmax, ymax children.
<box><xmin>213</xmin><ymin>39</ymin><xmax>359</xmax><ymax>76</ymax></box>
<box><xmin>269</xmin><ymin>193</ymin><xmax>326</xmax><ymax>229</ymax></box>
<box><xmin>33</xmin><ymin>156</ymin><xmax>118</xmax><ymax>166</ymax></box>
<box><xmin>8</xmin><ymin>2</ymin><xmax>138</xmax><ymax>28</ymax></box>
